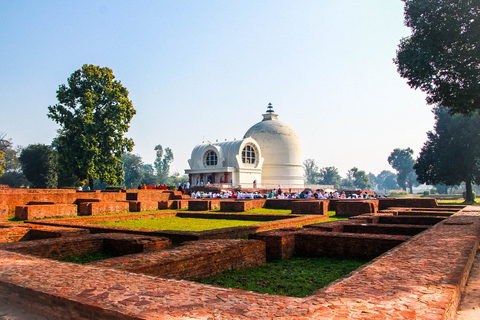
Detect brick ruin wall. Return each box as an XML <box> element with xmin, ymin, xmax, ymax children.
<box><xmin>0</xmin><ymin>204</ymin><xmax>477</xmax><ymax>319</ymax></box>
<box><xmin>88</xmin><ymin>239</ymin><xmax>266</xmax><ymax>281</ymax></box>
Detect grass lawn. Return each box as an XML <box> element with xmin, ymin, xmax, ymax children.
<box><xmin>198</xmin><ymin>256</ymin><xmax>367</xmax><ymax>297</ymax></box>
<box><xmin>94</xmin><ymin>216</ymin><xmax>265</xmax><ymax>231</ymax></box>
<box><xmin>438</xmin><ymin>199</ymin><xmax>478</xmax><ymax>205</ymax></box>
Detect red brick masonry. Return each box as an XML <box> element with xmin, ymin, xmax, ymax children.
<box><xmin>0</xmin><ymin>206</ymin><xmax>478</xmax><ymax>319</ymax></box>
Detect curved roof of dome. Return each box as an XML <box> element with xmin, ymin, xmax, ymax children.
<box><xmin>243</xmin><ymin>110</ymin><xmax>302</xmax><ymax>166</ymax></box>
<box><xmin>188</xmin><ymin>137</ymin><xmax>262</xmax><ymax>170</ymax></box>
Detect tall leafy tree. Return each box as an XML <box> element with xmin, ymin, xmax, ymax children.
<box><xmin>154</xmin><ymin>145</ymin><xmax>173</xmax><ymax>185</ymax></box>
<box><xmin>341</xmin><ymin>167</ymin><xmax>371</xmax><ymax>190</ymax></box>
<box><xmin>318</xmin><ymin>166</ymin><xmax>342</xmax><ymax>187</ymax></box>
<box><xmin>19</xmin><ymin>144</ymin><xmax>58</xmax><ymax>188</ymax></box>
<box><xmin>121</xmin><ymin>153</ymin><xmax>145</xmax><ymax>189</ymax></box>
<box><xmin>0</xmin><ymin>133</ymin><xmax>21</xmax><ymax>175</ymax></box>
<box><xmin>376</xmin><ymin>170</ymin><xmax>399</xmax><ymax>194</ymax></box>
<box><xmin>415</xmin><ymin>107</ymin><xmax>480</xmax><ymax>202</ymax></box>
<box><xmin>303</xmin><ymin>159</ymin><xmax>319</xmax><ymax>184</ymax></box>
<box><xmin>48</xmin><ymin>64</ymin><xmax>136</xmax><ymax>190</ymax></box>
<box><xmin>388</xmin><ymin>148</ymin><xmax>418</xmax><ymax>193</ymax></box>
<box><xmin>395</xmin><ymin>0</ymin><xmax>480</xmax><ymax>114</ymax></box>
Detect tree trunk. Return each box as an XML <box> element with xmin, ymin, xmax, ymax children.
<box><xmin>89</xmin><ymin>178</ymin><xmax>94</xmax><ymax>191</ymax></box>
<box><xmin>465</xmin><ymin>178</ymin><xmax>474</xmax><ymax>203</ymax></box>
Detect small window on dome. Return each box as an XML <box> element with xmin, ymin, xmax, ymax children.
<box><xmin>242</xmin><ymin>144</ymin><xmax>257</xmax><ymax>165</ymax></box>
<box><xmin>204</xmin><ymin>150</ymin><xmax>218</xmax><ymax>166</ymax></box>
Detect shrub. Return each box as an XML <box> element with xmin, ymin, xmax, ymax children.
<box><xmin>430</xmin><ymin>187</ymin><xmax>437</xmax><ymax>194</ymax></box>
<box><xmin>423</xmin><ymin>190</ymin><xmax>430</xmax><ymax>196</ymax></box>
<box><xmin>166</xmin><ymin>185</ymin><xmax>177</xmax><ymax>191</ymax></box>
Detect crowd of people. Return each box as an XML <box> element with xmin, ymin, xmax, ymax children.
<box><xmin>189</xmin><ymin>188</ymin><xmax>385</xmax><ymax>200</ymax></box>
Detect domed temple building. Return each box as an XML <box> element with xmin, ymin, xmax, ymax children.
<box><xmin>185</xmin><ymin>103</ymin><xmax>304</xmax><ymax>188</ymax></box>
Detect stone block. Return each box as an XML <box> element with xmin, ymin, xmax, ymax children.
<box><xmin>291</xmin><ymin>200</ymin><xmax>329</xmax><ymax>215</ymax></box>
<box><xmin>250</xmin><ymin>230</ymin><xmax>297</xmax><ymax>261</ymax></box>
<box><xmin>15</xmin><ymin>204</ymin><xmax>77</xmax><ymax>220</ymax></box>
<box><xmin>128</xmin><ymin>201</ymin><xmax>159</xmax><ymax>212</ymax></box>
<box><xmin>335</xmin><ymin>200</ymin><xmax>378</xmax><ymax>216</ymax></box>
<box><xmin>378</xmin><ymin>198</ymin><xmax>438</xmax><ymax>210</ymax></box>
<box><xmin>78</xmin><ymin>201</ymin><xmax>129</xmax><ymax>216</ymax></box>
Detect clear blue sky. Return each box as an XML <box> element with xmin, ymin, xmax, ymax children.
<box><xmin>0</xmin><ymin>1</ymin><xmax>434</xmax><ymax>178</ymax></box>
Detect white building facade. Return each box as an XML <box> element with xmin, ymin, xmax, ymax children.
<box><xmin>185</xmin><ymin>103</ymin><xmax>304</xmax><ymax>189</ymax></box>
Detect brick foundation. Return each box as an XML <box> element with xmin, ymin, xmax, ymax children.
<box><xmin>378</xmin><ymin>197</ymin><xmax>438</xmax><ymax>210</ymax></box>
<box><xmin>15</xmin><ymin>204</ymin><xmax>77</xmax><ymax>220</ymax></box>
<box><xmin>295</xmin><ymin>229</ymin><xmax>409</xmax><ymax>259</ymax></box>
<box><xmin>0</xmin><ymin>202</ymin><xmax>477</xmax><ymax>319</ymax></box>
<box><xmin>335</xmin><ymin>200</ymin><xmax>378</xmax><ymax>216</ymax></box>
<box><xmin>78</xmin><ymin>201</ymin><xmax>129</xmax><ymax>216</ymax></box>
<box><xmin>291</xmin><ymin>200</ymin><xmax>329</xmax><ymax>215</ymax></box>
<box><xmin>0</xmin><ymin>233</ymin><xmax>171</xmax><ymax>260</ymax></box>
<box><xmin>89</xmin><ymin>239</ymin><xmax>266</xmax><ymax>280</ymax></box>
<box><xmin>128</xmin><ymin>201</ymin><xmax>159</xmax><ymax>212</ymax></box>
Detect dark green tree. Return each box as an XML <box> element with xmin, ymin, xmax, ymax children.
<box><xmin>395</xmin><ymin>0</ymin><xmax>480</xmax><ymax>114</ymax></box>
<box><xmin>154</xmin><ymin>145</ymin><xmax>174</xmax><ymax>185</ymax></box>
<box><xmin>121</xmin><ymin>153</ymin><xmax>145</xmax><ymax>189</ymax></box>
<box><xmin>48</xmin><ymin>64</ymin><xmax>136</xmax><ymax>190</ymax></box>
<box><xmin>0</xmin><ymin>133</ymin><xmax>21</xmax><ymax>175</ymax></box>
<box><xmin>415</xmin><ymin>107</ymin><xmax>480</xmax><ymax>202</ymax></box>
<box><xmin>341</xmin><ymin>167</ymin><xmax>372</xmax><ymax>190</ymax></box>
<box><xmin>388</xmin><ymin>148</ymin><xmax>418</xmax><ymax>193</ymax></box>
<box><xmin>140</xmin><ymin>164</ymin><xmax>158</xmax><ymax>186</ymax></box>
<box><xmin>376</xmin><ymin>170</ymin><xmax>399</xmax><ymax>194</ymax></box>
<box><xmin>0</xmin><ymin>172</ymin><xmax>30</xmax><ymax>188</ymax></box>
<box><xmin>303</xmin><ymin>159</ymin><xmax>319</xmax><ymax>184</ymax></box>
<box><xmin>318</xmin><ymin>166</ymin><xmax>342</xmax><ymax>187</ymax></box>
<box><xmin>19</xmin><ymin>144</ymin><xmax>58</xmax><ymax>188</ymax></box>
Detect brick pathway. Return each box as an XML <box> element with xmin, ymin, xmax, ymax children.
<box><xmin>0</xmin><ymin>301</ymin><xmax>47</xmax><ymax>320</ymax></box>
<box><xmin>457</xmin><ymin>250</ymin><xmax>480</xmax><ymax>319</ymax></box>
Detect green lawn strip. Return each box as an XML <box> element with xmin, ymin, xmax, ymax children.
<box><xmin>438</xmin><ymin>199</ymin><xmax>478</xmax><ymax>205</ymax></box>
<box><xmin>94</xmin><ymin>216</ymin><xmax>265</xmax><ymax>232</ymax></box>
<box><xmin>198</xmin><ymin>256</ymin><xmax>367</xmax><ymax>297</ymax></box>
<box><xmin>59</xmin><ymin>251</ymin><xmax>118</xmax><ymax>264</ymax></box>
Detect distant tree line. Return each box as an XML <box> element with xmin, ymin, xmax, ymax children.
<box><xmin>0</xmin><ymin>136</ymin><xmax>186</xmax><ymax>189</ymax></box>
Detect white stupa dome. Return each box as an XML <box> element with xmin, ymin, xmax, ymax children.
<box><xmin>243</xmin><ymin>103</ymin><xmax>304</xmax><ymax>187</ymax></box>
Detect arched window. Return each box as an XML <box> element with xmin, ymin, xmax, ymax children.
<box><xmin>242</xmin><ymin>144</ymin><xmax>257</xmax><ymax>165</ymax></box>
<box><xmin>204</xmin><ymin>150</ymin><xmax>218</xmax><ymax>166</ymax></box>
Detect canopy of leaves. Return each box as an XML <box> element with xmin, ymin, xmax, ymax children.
<box><xmin>375</xmin><ymin>170</ymin><xmax>399</xmax><ymax>193</ymax></box>
<box><xmin>122</xmin><ymin>153</ymin><xmax>145</xmax><ymax>189</ymax></box>
<box><xmin>395</xmin><ymin>0</ymin><xmax>480</xmax><ymax>114</ymax></box>
<box><xmin>0</xmin><ymin>134</ymin><xmax>20</xmax><ymax>175</ymax></box>
<box><xmin>48</xmin><ymin>64</ymin><xmax>136</xmax><ymax>189</ymax></box>
<box><xmin>342</xmin><ymin>167</ymin><xmax>372</xmax><ymax>190</ymax></box>
<box><xmin>388</xmin><ymin>148</ymin><xmax>418</xmax><ymax>192</ymax></box>
<box><xmin>303</xmin><ymin>159</ymin><xmax>319</xmax><ymax>184</ymax></box>
<box><xmin>154</xmin><ymin>144</ymin><xmax>173</xmax><ymax>185</ymax></box>
<box><xmin>415</xmin><ymin>107</ymin><xmax>480</xmax><ymax>202</ymax></box>
<box><xmin>19</xmin><ymin>144</ymin><xmax>58</xmax><ymax>188</ymax></box>
<box><xmin>318</xmin><ymin>166</ymin><xmax>342</xmax><ymax>187</ymax></box>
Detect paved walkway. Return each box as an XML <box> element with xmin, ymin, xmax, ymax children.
<box><xmin>457</xmin><ymin>250</ymin><xmax>480</xmax><ymax>319</ymax></box>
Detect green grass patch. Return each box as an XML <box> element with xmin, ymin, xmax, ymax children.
<box><xmin>241</xmin><ymin>208</ymin><xmax>291</xmax><ymax>215</ymax></box>
<box><xmin>198</xmin><ymin>256</ymin><xmax>367</xmax><ymax>297</ymax></box>
<box><xmin>58</xmin><ymin>251</ymin><xmax>118</xmax><ymax>264</ymax></box>
<box><xmin>438</xmin><ymin>199</ymin><xmax>478</xmax><ymax>205</ymax></box>
<box><xmin>94</xmin><ymin>216</ymin><xmax>264</xmax><ymax>231</ymax></box>
<box><xmin>7</xmin><ymin>216</ymin><xmax>24</xmax><ymax>223</ymax></box>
